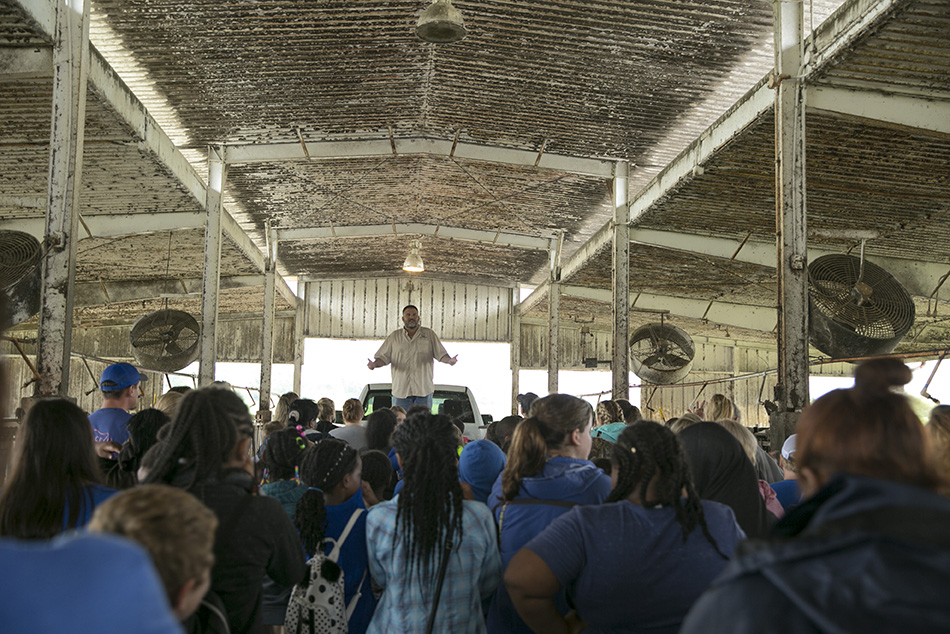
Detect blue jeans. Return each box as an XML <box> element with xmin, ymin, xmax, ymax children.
<box><xmin>394</xmin><ymin>394</ymin><xmax>433</xmax><ymax>411</ymax></box>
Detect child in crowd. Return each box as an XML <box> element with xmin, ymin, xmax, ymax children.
<box><xmin>506</xmin><ymin>421</ymin><xmax>744</xmax><ymax>634</ymax></box>
<box><xmin>458</xmin><ymin>439</ymin><xmax>507</xmax><ymax>504</ymax></box>
<box><xmin>487</xmin><ymin>394</ymin><xmax>611</xmax><ymax>634</ymax></box>
<box><xmin>360</xmin><ymin>449</ymin><xmax>395</xmax><ymax>502</ymax></box>
<box><xmin>143</xmin><ymin>387</ymin><xmax>305</xmax><ymax>634</ymax></box>
<box><xmin>88</xmin><ymin>484</ymin><xmax>220</xmax><ymax>628</ymax></box>
<box><xmin>682</xmin><ymin>358</ymin><xmax>950</xmax><ymax>633</ymax></box>
<box><xmin>0</xmin><ymin>399</ymin><xmax>117</xmax><ymax>539</ymax></box>
<box><xmin>678</xmin><ymin>422</ymin><xmax>773</xmax><ymax>538</ymax></box>
<box><xmin>366</xmin><ymin>413</ymin><xmax>501</xmax><ymax>633</ymax></box>
<box><xmin>258</xmin><ymin>427</ymin><xmax>310</xmax><ymax>630</ymax></box>
<box><xmin>295</xmin><ymin>439</ymin><xmax>377</xmax><ymax>634</ymax></box>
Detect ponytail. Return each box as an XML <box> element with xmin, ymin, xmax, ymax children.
<box><xmin>294</xmin><ymin>440</ymin><xmax>359</xmax><ymax>557</ymax></box>
<box><xmin>501</xmin><ymin>418</ymin><xmax>548</xmax><ymax>500</ymax></box>
<box><xmin>499</xmin><ymin>394</ymin><xmax>593</xmax><ymax>501</ymax></box>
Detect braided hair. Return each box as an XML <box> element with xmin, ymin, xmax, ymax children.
<box><xmin>606</xmin><ymin>421</ymin><xmax>726</xmax><ymax>559</ymax></box>
<box><xmin>295</xmin><ymin>439</ymin><xmax>360</xmax><ymax>556</ymax></box>
<box><xmin>392</xmin><ymin>412</ymin><xmax>464</xmax><ymax>583</ymax></box>
<box><xmin>141</xmin><ymin>387</ymin><xmax>254</xmax><ymax>490</ymax></box>
<box><xmin>263</xmin><ymin>427</ymin><xmax>308</xmax><ymax>481</ymax></box>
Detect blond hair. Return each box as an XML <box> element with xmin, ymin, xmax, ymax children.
<box><xmin>88</xmin><ymin>485</ymin><xmax>217</xmax><ymax>602</ymax></box>
<box><xmin>155</xmin><ymin>390</ymin><xmax>184</xmax><ymax>420</ymax></box>
<box><xmin>715</xmin><ymin>418</ymin><xmax>758</xmax><ymax>465</ymax></box>
<box><xmin>342</xmin><ymin>398</ymin><xmax>364</xmax><ymax>424</ymax></box>
<box><xmin>706</xmin><ymin>394</ymin><xmax>737</xmax><ymax>422</ymax></box>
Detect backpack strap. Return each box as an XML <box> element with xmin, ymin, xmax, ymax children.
<box><xmin>326</xmin><ymin>508</ymin><xmax>364</xmax><ymax>562</ymax></box>
<box><xmin>324</xmin><ymin>508</ymin><xmax>368</xmax><ymax>621</ymax></box>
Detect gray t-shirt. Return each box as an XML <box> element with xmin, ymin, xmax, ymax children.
<box><xmin>328</xmin><ymin>424</ymin><xmax>368</xmax><ymax>451</ymax></box>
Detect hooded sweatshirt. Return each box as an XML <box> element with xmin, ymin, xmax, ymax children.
<box><xmin>487</xmin><ymin>456</ymin><xmax>612</xmax><ymax>634</ymax></box>
<box><xmin>681</xmin><ymin>474</ymin><xmax>950</xmax><ymax>634</ymax></box>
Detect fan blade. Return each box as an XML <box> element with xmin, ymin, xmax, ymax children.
<box><xmin>642</xmin><ymin>352</ymin><xmax>664</xmax><ymax>367</ymax></box>
<box><xmin>663</xmin><ymin>352</ymin><xmax>692</xmax><ymax>367</ymax></box>
<box><xmin>164</xmin><ymin>340</ymin><xmax>183</xmax><ymax>356</ymax></box>
<box><xmin>132</xmin><ymin>335</ymin><xmax>167</xmax><ymax>348</ymax></box>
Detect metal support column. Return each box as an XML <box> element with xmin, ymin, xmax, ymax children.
<box><xmin>34</xmin><ymin>0</ymin><xmax>89</xmax><ymax>397</ymax></box>
<box><xmin>547</xmin><ymin>236</ymin><xmax>563</xmax><ymax>395</ymax></box>
<box><xmin>511</xmin><ymin>298</ymin><xmax>521</xmax><ymax>414</ymax></box>
<box><xmin>198</xmin><ymin>149</ymin><xmax>226</xmax><ymax>386</ymax></box>
<box><xmin>771</xmin><ymin>0</ymin><xmax>809</xmax><ymax>447</ymax></box>
<box><xmin>612</xmin><ymin>161</ymin><xmax>630</xmax><ymax>401</ymax></box>
<box><xmin>292</xmin><ymin>283</ymin><xmax>306</xmax><ymax>395</ymax></box>
<box><xmin>258</xmin><ymin>225</ymin><xmax>277</xmax><ymax>417</ymax></box>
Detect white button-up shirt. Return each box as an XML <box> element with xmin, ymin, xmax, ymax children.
<box><xmin>374</xmin><ymin>326</ymin><xmax>449</xmax><ymax>399</ymax></box>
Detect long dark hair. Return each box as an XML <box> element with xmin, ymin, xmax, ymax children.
<box><xmin>502</xmin><ymin>394</ymin><xmax>593</xmax><ymax>500</ymax></box>
<box><xmin>365</xmin><ymin>408</ymin><xmax>397</xmax><ymax>452</ymax></box>
<box><xmin>263</xmin><ymin>427</ymin><xmax>308</xmax><ymax>481</ymax></box>
<box><xmin>0</xmin><ymin>399</ymin><xmax>102</xmax><ymax>539</ymax></box>
<box><xmin>393</xmin><ymin>412</ymin><xmax>464</xmax><ymax>582</ymax></box>
<box><xmin>117</xmin><ymin>408</ymin><xmax>170</xmax><ymax>475</ymax></box>
<box><xmin>295</xmin><ymin>439</ymin><xmax>360</xmax><ymax>556</ymax></box>
<box><xmin>141</xmin><ymin>387</ymin><xmax>254</xmax><ymax>490</ymax></box>
<box><xmin>607</xmin><ymin>421</ymin><xmax>726</xmax><ymax>558</ymax></box>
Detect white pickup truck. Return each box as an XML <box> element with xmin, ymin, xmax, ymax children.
<box><xmin>358</xmin><ymin>383</ymin><xmax>491</xmax><ymax>439</ymax></box>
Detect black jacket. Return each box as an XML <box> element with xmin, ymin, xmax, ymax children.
<box><xmin>680</xmin><ymin>474</ymin><xmax>950</xmax><ymax>634</ymax></box>
<box><xmin>189</xmin><ymin>470</ymin><xmax>306</xmax><ymax>634</ymax></box>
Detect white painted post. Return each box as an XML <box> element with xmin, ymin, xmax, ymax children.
<box><xmin>258</xmin><ymin>226</ymin><xmax>277</xmax><ymax>415</ymax></box>
<box><xmin>198</xmin><ymin>150</ymin><xmax>226</xmax><ymax>386</ymax></box>
<box><xmin>612</xmin><ymin>161</ymin><xmax>630</xmax><ymax>401</ymax></box>
<box><xmin>548</xmin><ymin>282</ymin><xmax>560</xmax><ymax>395</ymax></box>
<box><xmin>772</xmin><ymin>0</ymin><xmax>810</xmax><ymax>446</ymax></box>
<box><xmin>292</xmin><ymin>283</ymin><xmax>306</xmax><ymax>395</ymax></box>
<box><xmin>34</xmin><ymin>0</ymin><xmax>89</xmax><ymax>397</ymax></box>
<box><xmin>547</xmin><ymin>236</ymin><xmax>562</xmax><ymax>395</ymax></box>
<box><xmin>511</xmin><ymin>298</ymin><xmax>521</xmax><ymax>414</ymax></box>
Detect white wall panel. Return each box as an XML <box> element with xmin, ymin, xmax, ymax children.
<box><xmin>304</xmin><ymin>278</ymin><xmax>512</xmax><ymax>342</ymax></box>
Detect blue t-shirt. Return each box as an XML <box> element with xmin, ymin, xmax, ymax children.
<box><xmin>0</xmin><ymin>533</ymin><xmax>183</xmax><ymax>634</ymax></box>
<box><xmin>64</xmin><ymin>484</ymin><xmax>118</xmax><ymax>531</ymax></box>
<box><xmin>487</xmin><ymin>456</ymin><xmax>612</xmax><ymax>634</ymax></box>
<box><xmin>770</xmin><ymin>479</ymin><xmax>803</xmax><ymax>511</ymax></box>
<box><xmin>88</xmin><ymin>407</ymin><xmax>132</xmax><ymax>444</ymax></box>
<box><xmin>323</xmin><ymin>488</ymin><xmax>377</xmax><ymax>634</ymax></box>
<box><xmin>526</xmin><ymin>499</ymin><xmax>745</xmax><ymax>634</ymax></box>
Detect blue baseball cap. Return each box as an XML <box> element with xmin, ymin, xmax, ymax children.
<box><xmin>99</xmin><ymin>363</ymin><xmax>146</xmax><ymax>391</ymax></box>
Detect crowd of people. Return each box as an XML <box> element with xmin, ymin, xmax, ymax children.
<box><xmin>3</xmin><ymin>353</ymin><xmax>950</xmax><ymax>633</ymax></box>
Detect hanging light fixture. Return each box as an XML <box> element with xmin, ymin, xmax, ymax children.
<box><xmin>402</xmin><ymin>239</ymin><xmax>425</xmax><ymax>273</ymax></box>
<box><xmin>416</xmin><ymin>0</ymin><xmax>467</xmax><ymax>43</ymax></box>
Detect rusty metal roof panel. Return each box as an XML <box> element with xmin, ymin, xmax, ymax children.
<box><xmin>284</xmin><ymin>234</ymin><xmax>547</xmax><ymax>286</ymax></box>
<box><xmin>226</xmin><ymin>155</ymin><xmax>610</xmax><ymax>237</ymax></box>
<box><xmin>812</xmin><ymin>0</ymin><xmax>950</xmax><ymax>96</ymax></box>
<box><xmin>634</xmin><ymin>109</ymin><xmax>950</xmax><ymax>264</ymax></box>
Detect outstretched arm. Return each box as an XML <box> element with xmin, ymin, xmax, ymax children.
<box><xmin>439</xmin><ymin>353</ymin><xmax>458</xmax><ymax>366</ymax></box>
<box><xmin>367</xmin><ymin>357</ymin><xmax>386</xmax><ymax>370</ymax></box>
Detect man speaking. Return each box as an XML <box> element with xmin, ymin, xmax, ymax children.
<box><xmin>367</xmin><ymin>305</ymin><xmax>457</xmax><ymax>410</ymax></box>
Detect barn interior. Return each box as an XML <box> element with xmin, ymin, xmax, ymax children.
<box><xmin>2</xmin><ymin>0</ymin><xmax>949</xmax><ymax>450</ymax></box>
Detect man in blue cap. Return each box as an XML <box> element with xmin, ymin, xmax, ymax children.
<box><xmin>89</xmin><ymin>363</ymin><xmax>145</xmax><ymax>444</ymax></box>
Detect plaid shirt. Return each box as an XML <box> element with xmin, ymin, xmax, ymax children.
<box><xmin>366</xmin><ymin>498</ymin><xmax>501</xmax><ymax>633</ymax></box>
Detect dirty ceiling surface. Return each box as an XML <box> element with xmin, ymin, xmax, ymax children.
<box><xmin>227</xmin><ymin>156</ymin><xmax>610</xmax><ymax>246</ymax></box>
<box><xmin>281</xmin><ymin>235</ymin><xmax>549</xmax><ymax>286</ymax></box>
<box><xmin>634</xmin><ymin>111</ymin><xmax>950</xmax><ymax>264</ymax></box>
<box><xmin>6</xmin><ymin>0</ymin><xmax>950</xmax><ymax>356</ymax></box>
<box><xmin>570</xmin><ymin>243</ymin><xmax>777</xmax><ymax>307</ymax></box>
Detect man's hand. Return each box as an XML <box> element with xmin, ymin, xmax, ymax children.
<box><xmin>367</xmin><ymin>358</ymin><xmax>377</xmax><ymax>370</ymax></box>
<box><xmin>95</xmin><ymin>441</ymin><xmax>122</xmax><ymax>459</ymax></box>
<box><xmin>445</xmin><ymin>354</ymin><xmax>458</xmax><ymax>366</ymax></box>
